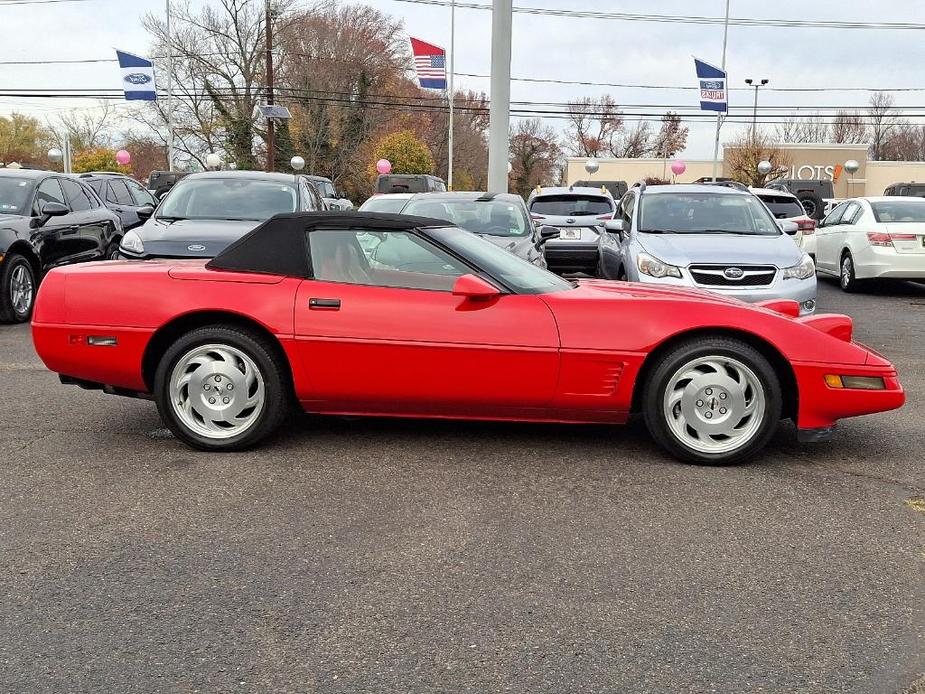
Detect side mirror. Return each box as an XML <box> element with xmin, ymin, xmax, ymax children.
<box><xmin>538</xmin><ymin>225</ymin><xmax>560</xmax><ymax>244</ymax></box>
<box><xmin>137</xmin><ymin>205</ymin><xmax>155</xmax><ymax>220</ymax></box>
<box><xmin>779</xmin><ymin>220</ymin><xmax>799</xmax><ymax>235</ymax></box>
<box><xmin>604</xmin><ymin>219</ymin><xmax>626</xmax><ymax>238</ymax></box>
<box><xmin>452</xmin><ymin>273</ymin><xmax>501</xmax><ymax>301</ymax></box>
<box><xmin>33</xmin><ymin>201</ymin><xmax>68</xmax><ymax>227</ymax></box>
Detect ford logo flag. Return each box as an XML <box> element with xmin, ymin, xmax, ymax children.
<box><xmin>694</xmin><ymin>58</ymin><xmax>727</xmax><ymax>113</ymax></box>
<box><xmin>116</xmin><ymin>50</ymin><xmax>157</xmax><ymax>101</ymax></box>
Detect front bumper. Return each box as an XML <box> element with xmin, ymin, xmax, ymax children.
<box><xmin>853</xmin><ymin>245</ymin><xmax>925</xmax><ymax>280</ymax></box>
<box><xmin>630</xmin><ymin>271</ymin><xmax>818</xmax><ymax>315</ymax></box>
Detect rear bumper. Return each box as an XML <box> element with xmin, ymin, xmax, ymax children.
<box><xmin>853</xmin><ymin>246</ymin><xmax>925</xmax><ymax>280</ymax></box>
<box><xmin>544</xmin><ymin>241</ymin><xmax>600</xmax><ymax>272</ymax></box>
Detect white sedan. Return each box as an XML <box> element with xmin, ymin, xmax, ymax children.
<box><xmin>815</xmin><ymin>196</ymin><xmax>925</xmax><ymax>291</ymax></box>
<box><xmin>357</xmin><ymin>192</ymin><xmax>415</xmax><ymax>214</ymax></box>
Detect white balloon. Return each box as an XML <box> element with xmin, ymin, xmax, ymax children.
<box><xmin>584</xmin><ymin>158</ymin><xmax>600</xmax><ymax>174</ymax></box>
<box><xmin>844</xmin><ymin>159</ymin><xmax>860</xmax><ymax>174</ymax></box>
<box><xmin>757</xmin><ymin>160</ymin><xmax>773</xmax><ymax>175</ymax></box>
<box><xmin>291</xmin><ymin>156</ymin><xmax>306</xmax><ymax>171</ymax></box>
<box><xmin>47</xmin><ymin>148</ymin><xmax>63</xmax><ymax>163</ymax></box>
<box><xmin>205</xmin><ymin>153</ymin><xmax>222</xmax><ymax>169</ymax></box>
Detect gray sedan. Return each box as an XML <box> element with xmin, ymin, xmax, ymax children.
<box><xmin>608</xmin><ymin>183</ymin><xmax>817</xmax><ymax>315</ymax></box>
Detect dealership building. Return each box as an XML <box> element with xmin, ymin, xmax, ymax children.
<box><xmin>566</xmin><ymin>143</ymin><xmax>925</xmax><ymax>198</ymax></box>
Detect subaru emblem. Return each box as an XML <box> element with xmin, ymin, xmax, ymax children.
<box><xmin>187</xmin><ymin>244</ymin><xmax>206</xmax><ymax>252</ymax></box>
<box><xmin>124</xmin><ymin>73</ymin><xmax>152</xmax><ymax>85</ymax></box>
<box><xmin>723</xmin><ymin>267</ymin><xmax>745</xmax><ymax>280</ymax></box>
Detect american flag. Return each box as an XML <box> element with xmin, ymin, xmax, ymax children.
<box><xmin>410</xmin><ymin>38</ymin><xmax>447</xmax><ymax>90</ymax></box>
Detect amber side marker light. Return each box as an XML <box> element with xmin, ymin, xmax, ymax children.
<box><xmin>824</xmin><ymin>375</ymin><xmax>886</xmax><ymax>390</ymax></box>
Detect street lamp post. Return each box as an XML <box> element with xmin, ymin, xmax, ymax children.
<box><xmin>744</xmin><ymin>78</ymin><xmax>769</xmax><ymax>139</ymax></box>
<box><xmin>487</xmin><ymin>0</ymin><xmax>513</xmax><ymax>194</ymax></box>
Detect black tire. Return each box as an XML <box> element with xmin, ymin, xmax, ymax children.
<box><xmin>642</xmin><ymin>337</ymin><xmax>782</xmax><ymax>466</ymax></box>
<box><xmin>798</xmin><ymin>192</ymin><xmax>825</xmax><ymax>221</ymax></box>
<box><xmin>105</xmin><ymin>240</ymin><xmax>121</xmax><ymax>260</ymax></box>
<box><xmin>839</xmin><ymin>251</ymin><xmax>862</xmax><ymax>293</ymax></box>
<box><xmin>0</xmin><ymin>253</ymin><xmax>36</xmax><ymax>324</ymax></box>
<box><xmin>153</xmin><ymin>325</ymin><xmax>293</xmax><ymax>451</ymax></box>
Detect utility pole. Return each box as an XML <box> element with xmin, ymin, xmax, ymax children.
<box><xmin>447</xmin><ymin>0</ymin><xmax>455</xmax><ymax>190</ymax></box>
<box><xmin>265</xmin><ymin>0</ymin><xmax>275</xmax><ymax>172</ymax></box>
<box><xmin>487</xmin><ymin>0</ymin><xmax>512</xmax><ymax>194</ymax></box>
<box><xmin>744</xmin><ymin>78</ymin><xmax>768</xmax><ymax>140</ymax></box>
<box><xmin>166</xmin><ymin>0</ymin><xmax>174</xmax><ymax>172</ymax></box>
<box><xmin>710</xmin><ymin>0</ymin><xmax>730</xmax><ymax>182</ymax></box>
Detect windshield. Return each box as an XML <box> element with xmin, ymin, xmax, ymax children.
<box><xmin>403</xmin><ymin>198</ymin><xmax>530</xmax><ymax>237</ymax></box>
<box><xmin>530</xmin><ymin>195</ymin><xmax>613</xmax><ymax>217</ymax></box>
<box><xmin>639</xmin><ymin>193</ymin><xmax>780</xmax><ymax>235</ymax></box>
<box><xmin>359</xmin><ymin>196</ymin><xmax>409</xmax><ymax>214</ymax></box>
<box><xmin>0</xmin><ymin>177</ymin><xmax>33</xmax><ymax>216</ymax></box>
<box><xmin>157</xmin><ymin>178</ymin><xmax>298</xmax><ymax>221</ymax></box>
<box><xmin>757</xmin><ymin>194</ymin><xmax>805</xmax><ymax>220</ymax></box>
<box><xmin>871</xmin><ymin>200</ymin><xmax>925</xmax><ymax>223</ymax></box>
<box><xmin>428</xmin><ymin>227</ymin><xmax>573</xmax><ymax>294</ymax></box>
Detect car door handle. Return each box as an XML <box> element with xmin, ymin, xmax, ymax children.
<box><xmin>63</xmin><ymin>225</ymin><xmax>79</xmax><ymax>235</ymax></box>
<box><xmin>309</xmin><ymin>298</ymin><xmax>341</xmax><ymax>310</ymax></box>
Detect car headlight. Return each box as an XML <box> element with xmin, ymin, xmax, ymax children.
<box><xmin>782</xmin><ymin>254</ymin><xmax>815</xmax><ymax>280</ymax></box>
<box><xmin>637</xmin><ymin>252</ymin><xmax>682</xmax><ymax>279</ymax></box>
<box><xmin>120</xmin><ymin>230</ymin><xmax>145</xmax><ymax>255</ymax></box>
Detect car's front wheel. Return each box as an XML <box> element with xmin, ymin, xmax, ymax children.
<box><xmin>154</xmin><ymin>325</ymin><xmax>292</xmax><ymax>451</ymax></box>
<box><xmin>642</xmin><ymin>337</ymin><xmax>782</xmax><ymax>465</ymax></box>
<box><xmin>0</xmin><ymin>253</ymin><xmax>36</xmax><ymax>324</ymax></box>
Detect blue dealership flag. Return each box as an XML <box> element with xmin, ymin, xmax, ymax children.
<box><xmin>116</xmin><ymin>50</ymin><xmax>157</xmax><ymax>101</ymax></box>
<box><xmin>694</xmin><ymin>57</ymin><xmax>726</xmax><ymax>113</ymax></box>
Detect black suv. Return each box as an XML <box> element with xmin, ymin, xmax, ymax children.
<box><xmin>0</xmin><ymin>169</ymin><xmax>122</xmax><ymax>323</ymax></box>
<box><xmin>883</xmin><ymin>182</ymin><xmax>925</xmax><ymax>197</ymax></box>
<box><xmin>80</xmin><ymin>172</ymin><xmax>157</xmax><ymax>231</ymax></box>
<box><xmin>764</xmin><ymin>179</ymin><xmax>834</xmax><ymax>220</ymax></box>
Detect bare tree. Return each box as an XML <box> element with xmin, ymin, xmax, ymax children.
<box><xmin>879</xmin><ymin>123</ymin><xmax>925</xmax><ymax>161</ymax></box>
<box><xmin>565</xmin><ymin>96</ymin><xmax>622</xmax><ymax>157</ymax></box>
<box><xmin>508</xmin><ymin>118</ymin><xmax>561</xmax><ymax>198</ymax></box>
<box><xmin>774</xmin><ymin>115</ymin><xmax>830</xmax><ymax>144</ymax></box>
<box><xmin>868</xmin><ymin>92</ymin><xmax>899</xmax><ymax>161</ymax></box>
<box><xmin>726</xmin><ymin>130</ymin><xmax>793</xmax><ymax>186</ymax></box>
<box><xmin>831</xmin><ymin>110</ymin><xmax>867</xmax><ymax>144</ymax></box>
<box><xmin>650</xmin><ymin>112</ymin><xmax>688</xmax><ymax>159</ymax></box>
<box><xmin>611</xmin><ymin>121</ymin><xmax>651</xmax><ymax>158</ymax></box>
<box><xmin>48</xmin><ymin>101</ymin><xmax>117</xmax><ymax>152</ymax></box>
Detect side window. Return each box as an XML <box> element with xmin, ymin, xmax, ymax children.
<box><xmin>299</xmin><ymin>181</ymin><xmax>318</xmax><ymax>211</ymax></box>
<box><xmin>126</xmin><ymin>179</ymin><xmax>156</xmax><ymax>207</ymax></box>
<box><xmin>108</xmin><ymin>179</ymin><xmax>135</xmax><ymax>206</ymax></box>
<box><xmin>309</xmin><ymin>229</ymin><xmax>469</xmax><ymax>291</ymax></box>
<box><xmin>88</xmin><ymin>180</ymin><xmax>105</xmax><ymax>197</ymax></box>
<box><xmin>59</xmin><ymin>178</ymin><xmax>92</xmax><ymax>212</ymax></box>
<box><xmin>822</xmin><ymin>201</ymin><xmax>848</xmax><ymax>227</ymax></box>
<box><xmin>33</xmin><ymin>178</ymin><xmax>67</xmax><ymax>214</ymax></box>
<box><xmin>620</xmin><ymin>192</ymin><xmax>635</xmax><ymax>227</ymax></box>
<box><xmin>842</xmin><ymin>202</ymin><xmax>862</xmax><ymax>225</ymax></box>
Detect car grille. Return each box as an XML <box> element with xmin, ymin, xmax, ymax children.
<box><xmin>689</xmin><ymin>264</ymin><xmax>777</xmax><ymax>287</ymax></box>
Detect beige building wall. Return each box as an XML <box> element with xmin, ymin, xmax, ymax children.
<box><xmin>568</xmin><ymin>145</ymin><xmax>925</xmax><ymax>198</ymax></box>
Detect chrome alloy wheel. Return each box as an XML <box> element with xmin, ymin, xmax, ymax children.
<box><xmin>168</xmin><ymin>343</ymin><xmax>266</xmax><ymax>440</ymax></box>
<box><xmin>10</xmin><ymin>264</ymin><xmax>34</xmax><ymax>315</ymax></box>
<box><xmin>662</xmin><ymin>355</ymin><xmax>766</xmax><ymax>455</ymax></box>
<box><xmin>840</xmin><ymin>256</ymin><xmax>853</xmax><ymax>290</ymax></box>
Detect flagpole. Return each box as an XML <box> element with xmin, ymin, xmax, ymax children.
<box><xmin>166</xmin><ymin>0</ymin><xmax>174</xmax><ymax>172</ymax></box>
<box><xmin>447</xmin><ymin>0</ymin><xmax>455</xmax><ymax>190</ymax></box>
<box><xmin>710</xmin><ymin>0</ymin><xmax>730</xmax><ymax>182</ymax></box>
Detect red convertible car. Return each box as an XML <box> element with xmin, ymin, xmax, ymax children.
<box><xmin>31</xmin><ymin>212</ymin><xmax>904</xmax><ymax>465</ymax></box>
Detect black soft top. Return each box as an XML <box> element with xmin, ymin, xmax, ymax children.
<box><xmin>206</xmin><ymin>211</ymin><xmax>453</xmax><ymax>277</ymax></box>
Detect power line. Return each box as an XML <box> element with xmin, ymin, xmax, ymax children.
<box><xmin>0</xmin><ymin>0</ymin><xmax>99</xmax><ymax>5</ymax></box>
<box><xmin>389</xmin><ymin>0</ymin><xmax>925</xmax><ymax>30</ymax></box>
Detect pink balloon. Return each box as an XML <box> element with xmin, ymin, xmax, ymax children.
<box><xmin>115</xmin><ymin>149</ymin><xmax>131</xmax><ymax>166</ymax></box>
<box><xmin>376</xmin><ymin>159</ymin><xmax>392</xmax><ymax>175</ymax></box>
<box><xmin>670</xmin><ymin>160</ymin><xmax>686</xmax><ymax>176</ymax></box>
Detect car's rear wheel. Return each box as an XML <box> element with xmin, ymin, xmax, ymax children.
<box><xmin>642</xmin><ymin>337</ymin><xmax>782</xmax><ymax>465</ymax></box>
<box><xmin>0</xmin><ymin>253</ymin><xmax>36</xmax><ymax>324</ymax></box>
<box><xmin>840</xmin><ymin>251</ymin><xmax>862</xmax><ymax>293</ymax></box>
<box><xmin>105</xmin><ymin>241</ymin><xmax>121</xmax><ymax>260</ymax></box>
<box><xmin>154</xmin><ymin>325</ymin><xmax>292</xmax><ymax>451</ymax></box>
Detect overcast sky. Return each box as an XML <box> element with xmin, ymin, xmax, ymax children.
<box><xmin>2</xmin><ymin>0</ymin><xmax>924</xmax><ymax>158</ymax></box>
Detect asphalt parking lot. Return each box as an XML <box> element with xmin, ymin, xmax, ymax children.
<box><xmin>1</xmin><ymin>278</ymin><xmax>923</xmax><ymax>694</ymax></box>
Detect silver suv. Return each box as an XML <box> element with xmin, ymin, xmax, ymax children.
<box><xmin>607</xmin><ymin>183</ymin><xmax>817</xmax><ymax>315</ymax></box>
<box><xmin>527</xmin><ymin>185</ymin><xmax>621</xmax><ymax>277</ymax></box>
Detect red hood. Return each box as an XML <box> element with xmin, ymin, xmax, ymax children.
<box><xmin>573</xmin><ymin>278</ymin><xmax>748</xmax><ymax>307</ymax></box>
